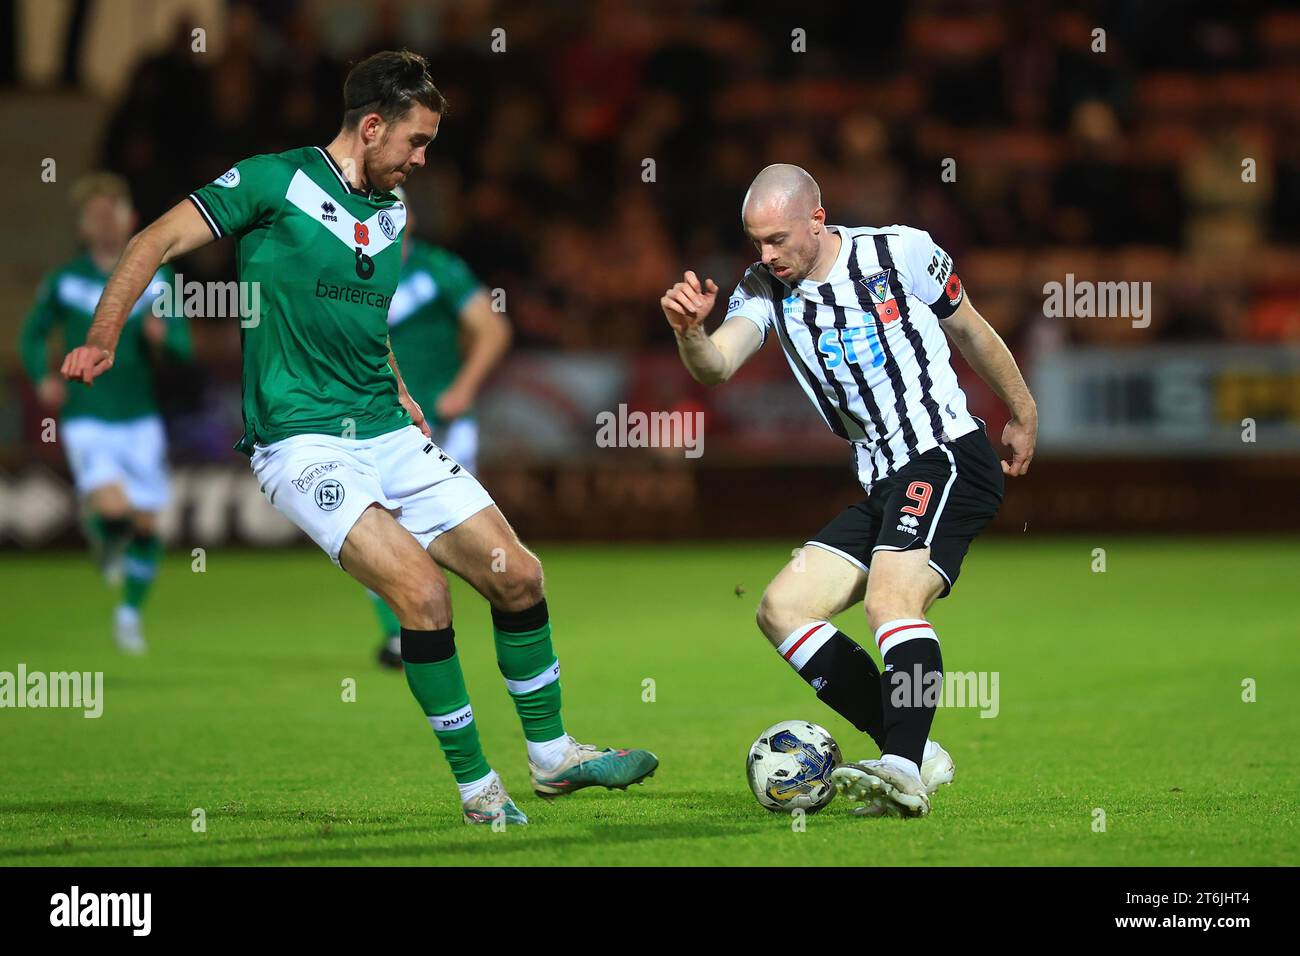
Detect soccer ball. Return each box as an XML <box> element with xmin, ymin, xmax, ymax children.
<box><xmin>746</xmin><ymin>720</ymin><xmax>842</xmax><ymax>814</ymax></box>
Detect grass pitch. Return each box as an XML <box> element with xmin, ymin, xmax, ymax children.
<box><xmin>1</xmin><ymin>538</ymin><xmax>1296</xmax><ymax>866</ymax></box>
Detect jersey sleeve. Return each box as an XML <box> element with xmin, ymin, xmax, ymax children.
<box><xmin>722</xmin><ymin>267</ymin><xmax>774</xmax><ymax>345</ymax></box>
<box><xmin>188</xmin><ymin>154</ymin><xmax>284</xmax><ymax>240</ymax></box>
<box><xmin>899</xmin><ymin>227</ymin><xmax>965</xmax><ymax>320</ymax></box>
<box><xmin>19</xmin><ymin>271</ymin><xmax>62</xmax><ymax>384</ymax></box>
<box><xmin>434</xmin><ymin>250</ymin><xmax>485</xmax><ymax>315</ymax></box>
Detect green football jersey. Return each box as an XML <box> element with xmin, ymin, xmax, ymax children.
<box><xmin>386</xmin><ymin>238</ymin><xmax>483</xmax><ymax>425</ymax></box>
<box><xmin>20</xmin><ymin>254</ymin><xmax>184</xmax><ymax>422</ymax></box>
<box><xmin>189</xmin><ymin>146</ymin><xmax>411</xmax><ymax>455</ymax></box>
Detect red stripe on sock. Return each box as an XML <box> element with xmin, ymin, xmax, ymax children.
<box><xmin>876</xmin><ymin>622</ymin><xmax>933</xmax><ymax>648</ymax></box>
<box><xmin>783</xmin><ymin>622</ymin><xmax>827</xmax><ymax>661</ymax></box>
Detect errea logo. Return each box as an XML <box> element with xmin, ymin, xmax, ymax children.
<box><xmin>320</xmin><ymin>201</ymin><xmax>337</xmax><ymax>223</ymax></box>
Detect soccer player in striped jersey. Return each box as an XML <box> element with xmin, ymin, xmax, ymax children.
<box><xmin>369</xmin><ymin>186</ymin><xmax>512</xmax><ymax>669</ymax></box>
<box><xmin>20</xmin><ymin>173</ymin><xmax>190</xmax><ymax>654</ymax></box>
<box><xmin>61</xmin><ymin>50</ymin><xmax>656</xmax><ymax>826</ymax></box>
<box><xmin>663</xmin><ymin>164</ymin><xmax>1037</xmax><ymax>818</ymax></box>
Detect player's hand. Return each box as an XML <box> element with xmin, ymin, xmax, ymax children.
<box><xmin>435</xmin><ymin>384</ymin><xmax>473</xmax><ymax>422</ymax></box>
<box><xmin>400</xmin><ymin>388</ymin><xmax>432</xmax><ymax>439</ymax></box>
<box><xmin>60</xmin><ymin>346</ymin><xmax>114</xmax><ymax>386</ymax></box>
<box><xmin>36</xmin><ymin>375</ymin><xmax>66</xmax><ymax>410</ymax></box>
<box><xmin>661</xmin><ymin>270</ymin><xmax>719</xmax><ymax>336</ymax></box>
<box><xmin>1001</xmin><ymin>415</ymin><xmax>1037</xmax><ymax>477</ymax></box>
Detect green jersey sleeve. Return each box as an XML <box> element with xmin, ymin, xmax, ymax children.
<box><xmin>188</xmin><ymin>154</ymin><xmax>287</xmax><ymax>240</ymax></box>
<box><xmin>19</xmin><ymin>271</ymin><xmax>62</xmax><ymax>384</ymax></box>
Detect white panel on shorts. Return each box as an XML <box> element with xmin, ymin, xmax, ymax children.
<box><xmin>250</xmin><ymin>425</ymin><xmax>494</xmax><ymax>566</ymax></box>
<box><xmin>61</xmin><ymin>415</ymin><xmax>170</xmax><ymax>510</ymax></box>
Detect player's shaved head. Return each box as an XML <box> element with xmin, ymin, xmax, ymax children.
<box><xmin>741</xmin><ymin>164</ymin><xmax>822</xmax><ymax>222</ymax></box>
<box><xmin>741</xmin><ymin>164</ymin><xmax>834</xmax><ymax>284</ymax></box>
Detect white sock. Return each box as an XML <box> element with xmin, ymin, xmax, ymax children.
<box><xmin>923</xmin><ymin>739</ymin><xmax>940</xmax><ymax>763</ymax></box>
<box><xmin>458</xmin><ymin>770</ymin><xmax>498</xmax><ymax>804</ymax></box>
<box><xmin>880</xmin><ymin>753</ymin><xmax>922</xmax><ymax>781</ymax></box>
<box><xmin>528</xmin><ymin>735</ymin><xmax>572</xmax><ymax>771</ymax></box>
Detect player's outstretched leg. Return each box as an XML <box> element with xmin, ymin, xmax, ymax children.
<box><xmin>757</xmin><ymin>545</ymin><xmax>886</xmax><ymax>749</ymax></box>
<box><xmin>429</xmin><ymin>506</ymin><xmax>658</xmax><ymax>799</ymax></box>
<box><xmin>832</xmin><ymin>548</ymin><xmax>947</xmax><ymax>819</ymax></box>
<box><xmin>342</xmin><ymin>505</ymin><xmax>525</xmax><ymax>826</ymax></box>
<box><xmin>365</xmin><ymin>588</ymin><xmax>403</xmax><ymax>669</ymax></box>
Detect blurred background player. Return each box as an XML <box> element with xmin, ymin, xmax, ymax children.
<box><xmin>19</xmin><ymin>173</ymin><xmax>190</xmax><ymax>654</ymax></box>
<box><xmin>370</xmin><ymin>185</ymin><xmax>513</xmax><ymax>668</ymax></box>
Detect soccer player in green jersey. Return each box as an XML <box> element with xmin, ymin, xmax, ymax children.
<box><xmin>22</xmin><ymin>173</ymin><xmax>190</xmax><ymax>654</ymax></box>
<box><xmin>370</xmin><ymin>185</ymin><xmax>512</xmax><ymax>668</ymax></box>
<box><xmin>60</xmin><ymin>51</ymin><xmax>656</xmax><ymax>826</ymax></box>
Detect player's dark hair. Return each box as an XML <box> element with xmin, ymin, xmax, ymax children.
<box><xmin>341</xmin><ymin>50</ymin><xmax>447</xmax><ymax>128</ymax></box>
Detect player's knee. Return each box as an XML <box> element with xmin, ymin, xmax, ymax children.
<box><xmin>389</xmin><ymin>575</ymin><xmax>451</xmax><ymax>629</ymax></box>
<box><xmin>488</xmin><ymin>553</ymin><xmax>544</xmax><ymax>611</ymax></box>
<box><xmin>864</xmin><ymin>593</ymin><xmax>923</xmax><ymax>633</ymax></box>
<box><xmin>756</xmin><ymin>587</ymin><xmax>796</xmax><ymax>644</ymax></box>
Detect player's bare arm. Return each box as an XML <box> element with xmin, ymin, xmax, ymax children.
<box><xmin>940</xmin><ymin>296</ymin><xmax>1038</xmax><ymax>477</ymax></box>
<box><xmin>435</xmin><ymin>290</ymin><xmax>512</xmax><ymax>421</ymax></box>
<box><xmin>663</xmin><ymin>270</ymin><xmax>763</xmax><ymax>386</ymax></box>
<box><xmin>60</xmin><ymin>200</ymin><xmax>213</xmax><ymax>386</ymax></box>
<box><xmin>386</xmin><ymin>335</ymin><xmax>432</xmax><ymax>438</ymax></box>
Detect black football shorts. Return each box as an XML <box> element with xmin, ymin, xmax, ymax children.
<box><xmin>807</xmin><ymin>426</ymin><xmax>1005</xmax><ymax>597</ymax></box>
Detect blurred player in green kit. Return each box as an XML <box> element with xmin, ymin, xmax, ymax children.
<box><xmin>370</xmin><ymin>185</ymin><xmax>512</xmax><ymax>668</ymax></box>
<box><xmin>20</xmin><ymin>173</ymin><xmax>191</xmax><ymax>654</ymax></box>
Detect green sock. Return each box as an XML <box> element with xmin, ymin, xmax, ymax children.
<box><xmin>401</xmin><ymin>627</ymin><xmax>492</xmax><ymax>785</ymax></box>
<box><xmin>367</xmin><ymin>589</ymin><xmax>400</xmax><ymax>639</ymax></box>
<box><xmin>89</xmin><ymin>513</ymin><xmax>130</xmax><ymax>552</ymax></box>
<box><xmin>492</xmin><ymin>600</ymin><xmax>564</xmax><ymax>743</ymax></box>
<box><xmin>123</xmin><ymin>533</ymin><xmax>161</xmax><ymax>609</ymax></box>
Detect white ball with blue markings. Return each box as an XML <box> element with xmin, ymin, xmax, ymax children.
<box><xmin>746</xmin><ymin>720</ymin><xmax>842</xmax><ymax>814</ymax></box>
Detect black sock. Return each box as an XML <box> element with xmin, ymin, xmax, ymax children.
<box><xmin>783</xmin><ymin>623</ymin><xmax>886</xmax><ymax>750</ymax></box>
<box><xmin>878</xmin><ymin>621</ymin><xmax>943</xmax><ymax>769</ymax></box>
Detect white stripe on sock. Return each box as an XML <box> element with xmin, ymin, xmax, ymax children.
<box><xmin>428</xmin><ymin>703</ymin><xmax>474</xmax><ymax>733</ymax></box>
<box><xmin>504</xmin><ymin>659</ymin><xmax>560</xmax><ymax>696</ymax></box>
<box><xmin>874</xmin><ymin>618</ymin><xmax>937</xmax><ymax>657</ymax></box>
<box><xmin>777</xmin><ymin>621</ymin><xmax>836</xmax><ymax>671</ymax></box>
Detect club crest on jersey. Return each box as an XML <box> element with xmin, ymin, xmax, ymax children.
<box><xmin>860</xmin><ymin>269</ymin><xmax>891</xmax><ymax>304</ymax></box>
<box><xmin>378</xmin><ymin>210</ymin><xmax>397</xmax><ymax>241</ymax></box>
<box><xmin>214</xmin><ymin>168</ymin><xmax>240</xmax><ymax>188</ymax></box>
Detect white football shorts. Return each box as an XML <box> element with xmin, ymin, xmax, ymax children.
<box><xmin>61</xmin><ymin>414</ymin><xmax>170</xmax><ymax>511</ymax></box>
<box><xmin>251</xmin><ymin>424</ymin><xmax>494</xmax><ymax>567</ymax></box>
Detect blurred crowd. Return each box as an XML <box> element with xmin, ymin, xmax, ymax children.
<box><xmin>89</xmin><ymin>0</ymin><xmax>1300</xmax><ymax>356</ymax></box>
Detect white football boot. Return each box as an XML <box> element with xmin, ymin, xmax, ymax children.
<box><xmin>839</xmin><ymin>741</ymin><xmax>954</xmax><ymax>818</ymax></box>
<box><xmin>833</xmin><ymin>756</ymin><xmax>930</xmax><ymax>818</ymax></box>
<box><xmin>113</xmin><ymin>605</ymin><xmax>147</xmax><ymax>656</ymax></box>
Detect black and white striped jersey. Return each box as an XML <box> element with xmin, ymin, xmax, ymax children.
<box><xmin>725</xmin><ymin>224</ymin><xmax>976</xmax><ymax>492</ymax></box>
